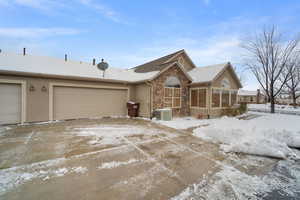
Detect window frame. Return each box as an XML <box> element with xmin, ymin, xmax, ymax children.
<box><xmin>164</xmin><ymin>87</ymin><xmax>181</xmax><ymax>108</ymax></box>
<box><xmin>190</xmin><ymin>87</ymin><xmax>208</xmax><ymax>109</ymax></box>
<box><xmin>210</xmin><ymin>87</ymin><xmax>238</xmax><ymax>109</ymax></box>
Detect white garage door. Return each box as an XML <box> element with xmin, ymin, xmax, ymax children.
<box><xmin>53</xmin><ymin>86</ymin><xmax>128</xmax><ymax>120</ymax></box>
<box><xmin>0</xmin><ymin>83</ymin><xmax>22</xmax><ymax>125</ymax></box>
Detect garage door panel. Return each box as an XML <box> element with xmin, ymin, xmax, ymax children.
<box><xmin>0</xmin><ymin>83</ymin><xmax>21</xmax><ymax>124</ymax></box>
<box><xmin>53</xmin><ymin>86</ymin><xmax>127</xmax><ymax>120</ymax></box>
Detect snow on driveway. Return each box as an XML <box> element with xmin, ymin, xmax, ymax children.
<box><xmin>70</xmin><ymin>125</ymin><xmax>164</xmax><ymax>145</ymax></box>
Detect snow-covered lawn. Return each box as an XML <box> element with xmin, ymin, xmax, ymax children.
<box><xmin>156</xmin><ymin>113</ymin><xmax>300</xmax><ymax>159</ymax></box>
<box><xmin>193</xmin><ymin>113</ymin><xmax>300</xmax><ymax>159</ymax></box>
<box><xmin>248</xmin><ymin>103</ymin><xmax>300</xmax><ymax>115</ymax></box>
<box><xmin>154</xmin><ymin>117</ymin><xmax>210</xmax><ymax>129</ymax></box>
<box><xmin>167</xmin><ymin>113</ymin><xmax>300</xmax><ymax>200</ymax></box>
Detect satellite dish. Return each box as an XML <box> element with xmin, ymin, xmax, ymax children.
<box><xmin>97</xmin><ymin>59</ymin><xmax>109</xmax><ymax>78</ymax></box>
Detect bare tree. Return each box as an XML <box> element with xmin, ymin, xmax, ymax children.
<box><xmin>241</xmin><ymin>26</ymin><xmax>300</xmax><ymax>113</ymax></box>
<box><xmin>281</xmin><ymin>62</ymin><xmax>300</xmax><ymax>106</ymax></box>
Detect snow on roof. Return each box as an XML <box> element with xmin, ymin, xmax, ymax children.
<box><xmin>0</xmin><ymin>53</ymin><xmax>159</xmax><ymax>82</ymax></box>
<box><xmin>238</xmin><ymin>90</ymin><xmax>257</xmax><ymax>96</ymax></box>
<box><xmin>188</xmin><ymin>63</ymin><xmax>227</xmax><ymax>83</ymax></box>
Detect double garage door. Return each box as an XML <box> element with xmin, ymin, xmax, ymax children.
<box><xmin>53</xmin><ymin>86</ymin><xmax>128</xmax><ymax>120</ymax></box>
<box><xmin>0</xmin><ymin>83</ymin><xmax>22</xmax><ymax>125</ymax></box>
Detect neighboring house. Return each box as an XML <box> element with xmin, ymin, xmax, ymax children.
<box><xmin>238</xmin><ymin>89</ymin><xmax>265</xmax><ymax>104</ymax></box>
<box><xmin>0</xmin><ymin>49</ymin><xmax>242</xmax><ymax>125</ymax></box>
<box><xmin>276</xmin><ymin>92</ymin><xmax>300</xmax><ymax>105</ymax></box>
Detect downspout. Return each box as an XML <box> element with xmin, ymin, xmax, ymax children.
<box><xmin>145</xmin><ymin>80</ymin><xmax>153</xmax><ymax>119</ymax></box>
<box><xmin>208</xmin><ymin>84</ymin><xmax>211</xmax><ymax>119</ymax></box>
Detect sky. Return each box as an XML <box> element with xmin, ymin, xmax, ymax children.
<box><xmin>0</xmin><ymin>0</ymin><xmax>300</xmax><ymax>90</ymax></box>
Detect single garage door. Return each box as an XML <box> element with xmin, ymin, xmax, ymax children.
<box><xmin>53</xmin><ymin>86</ymin><xmax>128</xmax><ymax>120</ymax></box>
<box><xmin>0</xmin><ymin>83</ymin><xmax>22</xmax><ymax>125</ymax></box>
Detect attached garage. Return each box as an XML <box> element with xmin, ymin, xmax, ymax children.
<box><xmin>51</xmin><ymin>85</ymin><xmax>128</xmax><ymax>120</ymax></box>
<box><xmin>0</xmin><ymin>82</ymin><xmax>25</xmax><ymax>125</ymax></box>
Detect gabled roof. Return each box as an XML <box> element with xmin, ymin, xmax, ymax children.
<box><xmin>188</xmin><ymin>62</ymin><xmax>242</xmax><ymax>88</ymax></box>
<box><xmin>132</xmin><ymin>49</ymin><xmax>196</xmax><ymax>73</ymax></box>
<box><xmin>188</xmin><ymin>63</ymin><xmax>228</xmax><ymax>84</ymax></box>
<box><xmin>149</xmin><ymin>61</ymin><xmax>193</xmax><ymax>82</ymax></box>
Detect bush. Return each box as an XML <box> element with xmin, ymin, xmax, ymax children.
<box><xmin>221</xmin><ymin>103</ymin><xmax>247</xmax><ymax>117</ymax></box>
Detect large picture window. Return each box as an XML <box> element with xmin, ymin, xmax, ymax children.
<box><xmin>164</xmin><ymin>87</ymin><xmax>181</xmax><ymax>108</ymax></box>
<box><xmin>164</xmin><ymin>76</ymin><xmax>181</xmax><ymax>108</ymax></box>
<box><xmin>191</xmin><ymin>88</ymin><xmax>207</xmax><ymax>108</ymax></box>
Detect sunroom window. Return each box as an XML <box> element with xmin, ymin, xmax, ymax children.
<box><xmin>221</xmin><ymin>90</ymin><xmax>230</xmax><ymax>107</ymax></box>
<box><xmin>212</xmin><ymin>89</ymin><xmax>221</xmax><ymax>107</ymax></box>
<box><xmin>191</xmin><ymin>88</ymin><xmax>207</xmax><ymax>108</ymax></box>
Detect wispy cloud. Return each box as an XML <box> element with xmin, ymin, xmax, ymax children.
<box><xmin>0</xmin><ymin>28</ymin><xmax>81</xmax><ymax>38</ymax></box>
<box><xmin>78</xmin><ymin>0</ymin><xmax>125</xmax><ymax>24</ymax></box>
<box><xmin>0</xmin><ymin>0</ymin><xmax>126</xmax><ymax>23</ymax></box>
<box><xmin>0</xmin><ymin>0</ymin><xmax>65</xmax><ymax>11</ymax></box>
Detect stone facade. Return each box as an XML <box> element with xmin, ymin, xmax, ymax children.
<box><xmin>151</xmin><ymin>64</ymin><xmax>191</xmax><ymax>116</ymax></box>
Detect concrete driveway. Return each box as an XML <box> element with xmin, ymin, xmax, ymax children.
<box><xmin>0</xmin><ymin>118</ymin><xmax>224</xmax><ymax>200</ymax></box>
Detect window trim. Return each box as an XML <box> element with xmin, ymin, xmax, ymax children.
<box><xmin>189</xmin><ymin>87</ymin><xmax>208</xmax><ymax>109</ymax></box>
<box><xmin>210</xmin><ymin>87</ymin><xmax>238</xmax><ymax>109</ymax></box>
<box><xmin>164</xmin><ymin>87</ymin><xmax>181</xmax><ymax>108</ymax></box>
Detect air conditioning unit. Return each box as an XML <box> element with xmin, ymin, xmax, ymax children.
<box><xmin>155</xmin><ymin>108</ymin><xmax>172</xmax><ymax>121</ymax></box>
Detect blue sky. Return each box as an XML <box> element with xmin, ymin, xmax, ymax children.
<box><xmin>0</xmin><ymin>0</ymin><xmax>300</xmax><ymax>89</ymax></box>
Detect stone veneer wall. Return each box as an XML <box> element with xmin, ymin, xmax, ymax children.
<box><xmin>151</xmin><ymin>65</ymin><xmax>190</xmax><ymax>116</ymax></box>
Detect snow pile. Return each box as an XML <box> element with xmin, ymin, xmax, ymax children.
<box><xmin>248</xmin><ymin>103</ymin><xmax>300</xmax><ymax>115</ymax></box>
<box><xmin>193</xmin><ymin>114</ymin><xmax>300</xmax><ymax>159</ymax></box>
<box><xmin>0</xmin><ymin>126</ymin><xmax>11</xmax><ymax>136</ymax></box>
<box><xmin>97</xmin><ymin>159</ymin><xmax>139</xmax><ymax>169</ymax></box>
<box><xmin>72</xmin><ymin>125</ymin><xmax>159</xmax><ymax>145</ymax></box>
<box><xmin>155</xmin><ymin>117</ymin><xmax>209</xmax><ymax>129</ymax></box>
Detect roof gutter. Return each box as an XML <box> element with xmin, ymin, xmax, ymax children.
<box><xmin>0</xmin><ymin>70</ymin><xmax>131</xmax><ymax>84</ymax></box>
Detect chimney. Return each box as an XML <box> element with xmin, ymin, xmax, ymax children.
<box><xmin>93</xmin><ymin>58</ymin><xmax>96</xmax><ymax>66</ymax></box>
<box><xmin>23</xmin><ymin>48</ymin><xmax>26</xmax><ymax>56</ymax></box>
<box><xmin>65</xmin><ymin>54</ymin><xmax>67</xmax><ymax>62</ymax></box>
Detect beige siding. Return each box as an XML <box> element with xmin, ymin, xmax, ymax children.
<box><xmin>135</xmin><ymin>83</ymin><xmax>151</xmax><ymax>117</ymax></box>
<box><xmin>0</xmin><ymin>74</ymin><xmax>131</xmax><ymax>123</ymax></box>
<box><xmin>212</xmin><ymin>68</ymin><xmax>240</xmax><ymax>89</ymax></box>
<box><xmin>53</xmin><ymin>86</ymin><xmax>127</xmax><ymax>120</ymax></box>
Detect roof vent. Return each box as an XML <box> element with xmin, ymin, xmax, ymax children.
<box><xmin>97</xmin><ymin>59</ymin><xmax>109</xmax><ymax>78</ymax></box>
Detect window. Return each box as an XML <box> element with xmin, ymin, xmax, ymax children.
<box><xmin>221</xmin><ymin>90</ymin><xmax>230</xmax><ymax>107</ymax></box>
<box><xmin>231</xmin><ymin>91</ymin><xmax>237</xmax><ymax>106</ymax></box>
<box><xmin>164</xmin><ymin>76</ymin><xmax>181</xmax><ymax>108</ymax></box>
<box><xmin>212</xmin><ymin>89</ymin><xmax>221</xmax><ymax>107</ymax></box>
<box><xmin>164</xmin><ymin>87</ymin><xmax>181</xmax><ymax>108</ymax></box>
<box><xmin>212</xmin><ymin>88</ymin><xmax>238</xmax><ymax>108</ymax></box>
<box><xmin>191</xmin><ymin>88</ymin><xmax>207</xmax><ymax>108</ymax></box>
